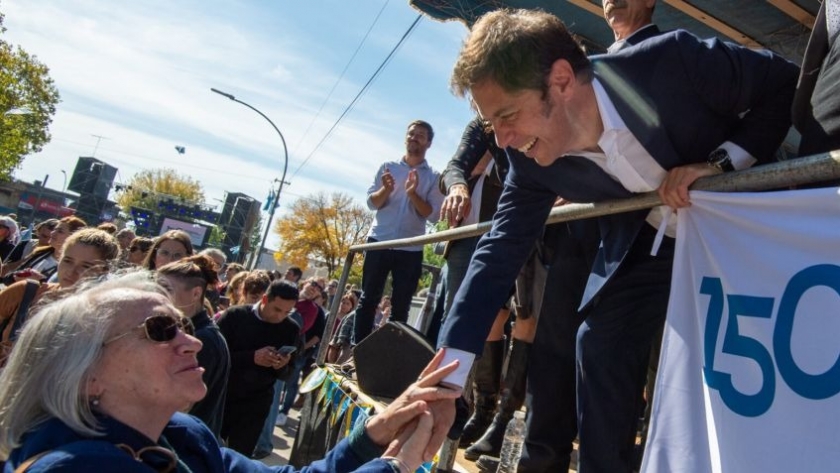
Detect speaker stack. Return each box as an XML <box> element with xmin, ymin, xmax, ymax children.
<box><xmin>68</xmin><ymin>157</ymin><xmax>118</xmax><ymax>225</ymax></box>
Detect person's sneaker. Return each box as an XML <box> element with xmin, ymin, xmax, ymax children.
<box><xmin>475</xmin><ymin>455</ymin><xmax>500</xmax><ymax>472</ymax></box>
<box><xmin>275</xmin><ymin>413</ymin><xmax>288</xmax><ymax>427</ymax></box>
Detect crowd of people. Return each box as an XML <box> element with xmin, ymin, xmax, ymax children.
<box><xmin>0</xmin><ymin>0</ymin><xmax>837</xmax><ymax>471</ymax></box>
<box><xmin>0</xmin><ymin>212</ymin><xmax>461</xmax><ymax>472</ymax></box>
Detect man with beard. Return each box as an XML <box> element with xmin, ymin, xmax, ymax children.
<box><xmin>353</xmin><ymin>120</ymin><xmax>443</xmax><ymax>345</ymax></box>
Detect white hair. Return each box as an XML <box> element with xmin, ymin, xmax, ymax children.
<box><xmin>0</xmin><ymin>270</ymin><xmax>168</xmax><ymax>458</ymax></box>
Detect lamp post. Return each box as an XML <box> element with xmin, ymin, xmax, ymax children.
<box><xmin>60</xmin><ymin>170</ymin><xmax>67</xmax><ymax>193</ymax></box>
<box><xmin>210</xmin><ymin>88</ymin><xmax>288</xmax><ymax>269</ymax></box>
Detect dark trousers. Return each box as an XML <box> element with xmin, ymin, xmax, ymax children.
<box><xmin>519</xmin><ymin>220</ymin><xmax>597</xmax><ymax>473</ymax></box>
<box><xmin>576</xmin><ymin>224</ymin><xmax>673</xmax><ymax>473</ymax></box>
<box><xmin>353</xmin><ymin>240</ymin><xmax>423</xmax><ymax>344</ymax></box>
<box><xmin>221</xmin><ymin>390</ymin><xmax>273</xmax><ymax>456</ymax></box>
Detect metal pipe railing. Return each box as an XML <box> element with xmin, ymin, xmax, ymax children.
<box><xmin>315</xmin><ymin>150</ymin><xmax>840</xmax><ymax>366</ymax></box>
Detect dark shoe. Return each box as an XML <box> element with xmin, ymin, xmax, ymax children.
<box><xmin>251</xmin><ymin>450</ymin><xmax>272</xmax><ymax>460</ymax></box>
<box><xmin>475</xmin><ymin>455</ymin><xmax>500</xmax><ymax>472</ymax></box>
<box><xmin>464</xmin><ymin>338</ymin><xmax>530</xmax><ymax>461</ymax></box>
<box><xmin>460</xmin><ymin>340</ymin><xmax>504</xmax><ymax>447</ymax></box>
<box><xmin>463</xmin><ymin>412</ymin><xmax>510</xmax><ymax>461</ymax></box>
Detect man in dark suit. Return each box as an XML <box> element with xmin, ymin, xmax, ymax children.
<box><xmin>604</xmin><ymin>0</ymin><xmax>659</xmax><ymax>52</ymax></box>
<box><xmin>437</xmin><ymin>9</ymin><xmax>798</xmax><ymax>473</ymax></box>
<box><xmin>792</xmin><ymin>0</ymin><xmax>840</xmax><ymax>156</ymax></box>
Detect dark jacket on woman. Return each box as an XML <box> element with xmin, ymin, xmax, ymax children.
<box><xmin>5</xmin><ymin>412</ymin><xmax>400</xmax><ymax>472</ymax></box>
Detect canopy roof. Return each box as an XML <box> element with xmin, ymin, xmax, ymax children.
<box><xmin>409</xmin><ymin>0</ymin><xmax>818</xmax><ymax>64</ymax></box>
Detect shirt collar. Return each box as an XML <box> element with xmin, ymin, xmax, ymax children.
<box><xmin>566</xmin><ymin>78</ymin><xmax>628</xmax><ymax>156</ymax></box>
<box><xmin>251</xmin><ymin>301</ymin><xmax>263</xmax><ymax>321</ymax></box>
<box><xmin>400</xmin><ymin>156</ymin><xmax>429</xmax><ymax>169</ymax></box>
<box><xmin>624</xmin><ymin>23</ymin><xmax>656</xmax><ymax>43</ymax></box>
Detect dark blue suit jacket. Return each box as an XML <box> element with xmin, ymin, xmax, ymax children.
<box><xmin>440</xmin><ymin>30</ymin><xmax>798</xmax><ymax>355</ymax></box>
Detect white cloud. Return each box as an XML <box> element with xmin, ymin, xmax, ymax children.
<box><xmin>3</xmin><ymin>0</ymin><xmax>475</xmax><ymax>248</ymax></box>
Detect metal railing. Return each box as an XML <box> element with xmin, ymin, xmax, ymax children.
<box><xmin>302</xmin><ymin>150</ymin><xmax>839</xmax><ymax>471</ymax></box>
<box><xmin>318</xmin><ymin>150</ymin><xmax>840</xmax><ymax>365</ymax></box>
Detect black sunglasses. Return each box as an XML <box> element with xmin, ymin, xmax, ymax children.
<box><xmin>104</xmin><ymin>314</ymin><xmax>195</xmax><ymax>346</ymax></box>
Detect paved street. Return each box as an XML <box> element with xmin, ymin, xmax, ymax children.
<box><xmin>255</xmin><ymin>407</ymin><xmax>580</xmax><ymax>472</ymax></box>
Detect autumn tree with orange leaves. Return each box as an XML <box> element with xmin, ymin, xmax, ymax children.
<box><xmin>274</xmin><ymin>192</ymin><xmax>372</xmax><ymax>275</ymax></box>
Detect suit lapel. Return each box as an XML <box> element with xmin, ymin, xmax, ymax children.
<box><xmin>592</xmin><ymin>59</ymin><xmax>682</xmax><ymax>169</ymax></box>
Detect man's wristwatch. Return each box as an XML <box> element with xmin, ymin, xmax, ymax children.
<box><xmin>707</xmin><ymin>148</ymin><xmax>735</xmax><ymax>172</ymax></box>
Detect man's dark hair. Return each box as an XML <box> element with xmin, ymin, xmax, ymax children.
<box><xmin>287</xmin><ymin>266</ymin><xmax>302</xmax><ymax>280</ymax></box>
<box><xmin>266</xmin><ymin>279</ymin><xmax>299</xmax><ymax>302</ymax></box>
<box><xmin>408</xmin><ymin>120</ymin><xmax>434</xmax><ymax>142</ymax></box>
<box><xmin>451</xmin><ymin>8</ymin><xmax>591</xmax><ymax>98</ymax></box>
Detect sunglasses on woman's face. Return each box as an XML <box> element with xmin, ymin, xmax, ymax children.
<box><xmin>103</xmin><ymin>314</ymin><xmax>195</xmax><ymax>346</ymax></box>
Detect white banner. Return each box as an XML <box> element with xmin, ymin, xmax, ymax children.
<box><xmin>642</xmin><ymin>188</ymin><xmax>840</xmax><ymax>473</ymax></box>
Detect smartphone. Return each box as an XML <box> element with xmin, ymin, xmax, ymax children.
<box><xmin>277</xmin><ymin>345</ymin><xmax>297</xmax><ymax>356</ymax></box>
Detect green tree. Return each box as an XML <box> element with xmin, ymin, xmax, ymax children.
<box><xmin>0</xmin><ymin>11</ymin><xmax>61</xmax><ymax>180</ymax></box>
<box><xmin>419</xmin><ymin>221</ymin><xmax>447</xmax><ymax>289</ymax></box>
<box><xmin>116</xmin><ymin>168</ymin><xmax>205</xmax><ymax>211</ymax></box>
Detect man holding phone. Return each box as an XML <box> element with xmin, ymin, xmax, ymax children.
<box><xmin>217</xmin><ymin>279</ymin><xmax>302</xmax><ymax>456</ymax></box>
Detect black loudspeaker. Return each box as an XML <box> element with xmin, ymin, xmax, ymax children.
<box><xmin>219</xmin><ymin>192</ymin><xmax>259</xmax><ymax>262</ymax></box>
<box><xmin>67</xmin><ymin>157</ymin><xmax>117</xmax><ymax>199</ymax></box>
<box><xmin>353</xmin><ymin>321</ymin><xmax>435</xmax><ymax>399</ymax></box>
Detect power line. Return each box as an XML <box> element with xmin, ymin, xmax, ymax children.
<box><xmin>291</xmin><ymin>14</ymin><xmax>423</xmax><ymax>180</ymax></box>
<box><xmin>290</xmin><ymin>0</ymin><xmax>390</xmax><ymax>157</ymax></box>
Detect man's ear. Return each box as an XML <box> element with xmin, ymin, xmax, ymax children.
<box><xmin>548</xmin><ymin>59</ymin><xmax>576</xmax><ymax>96</ymax></box>
<box><xmin>191</xmin><ymin>286</ymin><xmax>204</xmax><ymax>303</ymax></box>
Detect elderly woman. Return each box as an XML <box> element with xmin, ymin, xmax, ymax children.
<box><xmin>142</xmin><ymin>230</ymin><xmax>194</xmax><ymax>270</ymax></box>
<box><xmin>0</xmin><ymin>271</ymin><xmax>461</xmax><ymax>473</ymax></box>
<box><xmin>0</xmin><ymin>216</ymin><xmax>19</xmax><ymax>262</ymax></box>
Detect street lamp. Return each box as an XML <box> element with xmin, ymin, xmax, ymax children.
<box><xmin>60</xmin><ymin>170</ymin><xmax>67</xmax><ymax>193</ymax></box>
<box><xmin>210</xmin><ymin>87</ymin><xmax>289</xmax><ymax>269</ymax></box>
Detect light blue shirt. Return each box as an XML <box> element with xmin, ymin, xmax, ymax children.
<box><xmin>366</xmin><ymin>158</ymin><xmax>443</xmax><ymax>252</ymax></box>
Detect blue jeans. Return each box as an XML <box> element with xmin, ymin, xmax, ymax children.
<box><xmin>254</xmin><ymin>379</ymin><xmax>285</xmax><ymax>455</ymax></box>
<box><xmin>352</xmin><ymin>241</ymin><xmax>423</xmax><ymax>344</ymax></box>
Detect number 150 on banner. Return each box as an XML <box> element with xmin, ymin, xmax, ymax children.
<box><xmin>701</xmin><ymin>264</ymin><xmax>840</xmax><ymax>417</ymax></box>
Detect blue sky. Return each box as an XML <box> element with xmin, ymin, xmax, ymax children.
<box><xmin>3</xmin><ymin>0</ymin><xmax>475</xmax><ymax>247</ymax></box>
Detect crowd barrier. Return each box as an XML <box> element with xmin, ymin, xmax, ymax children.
<box><xmin>298</xmin><ymin>150</ymin><xmax>840</xmax><ymax>472</ymax></box>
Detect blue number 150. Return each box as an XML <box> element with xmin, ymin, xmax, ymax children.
<box><xmin>701</xmin><ymin>264</ymin><xmax>840</xmax><ymax>417</ymax></box>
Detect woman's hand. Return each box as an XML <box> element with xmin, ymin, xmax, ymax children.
<box><xmin>365</xmin><ymin>349</ymin><xmax>462</xmax><ymax>461</ymax></box>
<box><xmin>382</xmin><ymin>409</ymin><xmax>435</xmax><ymax>473</ymax></box>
